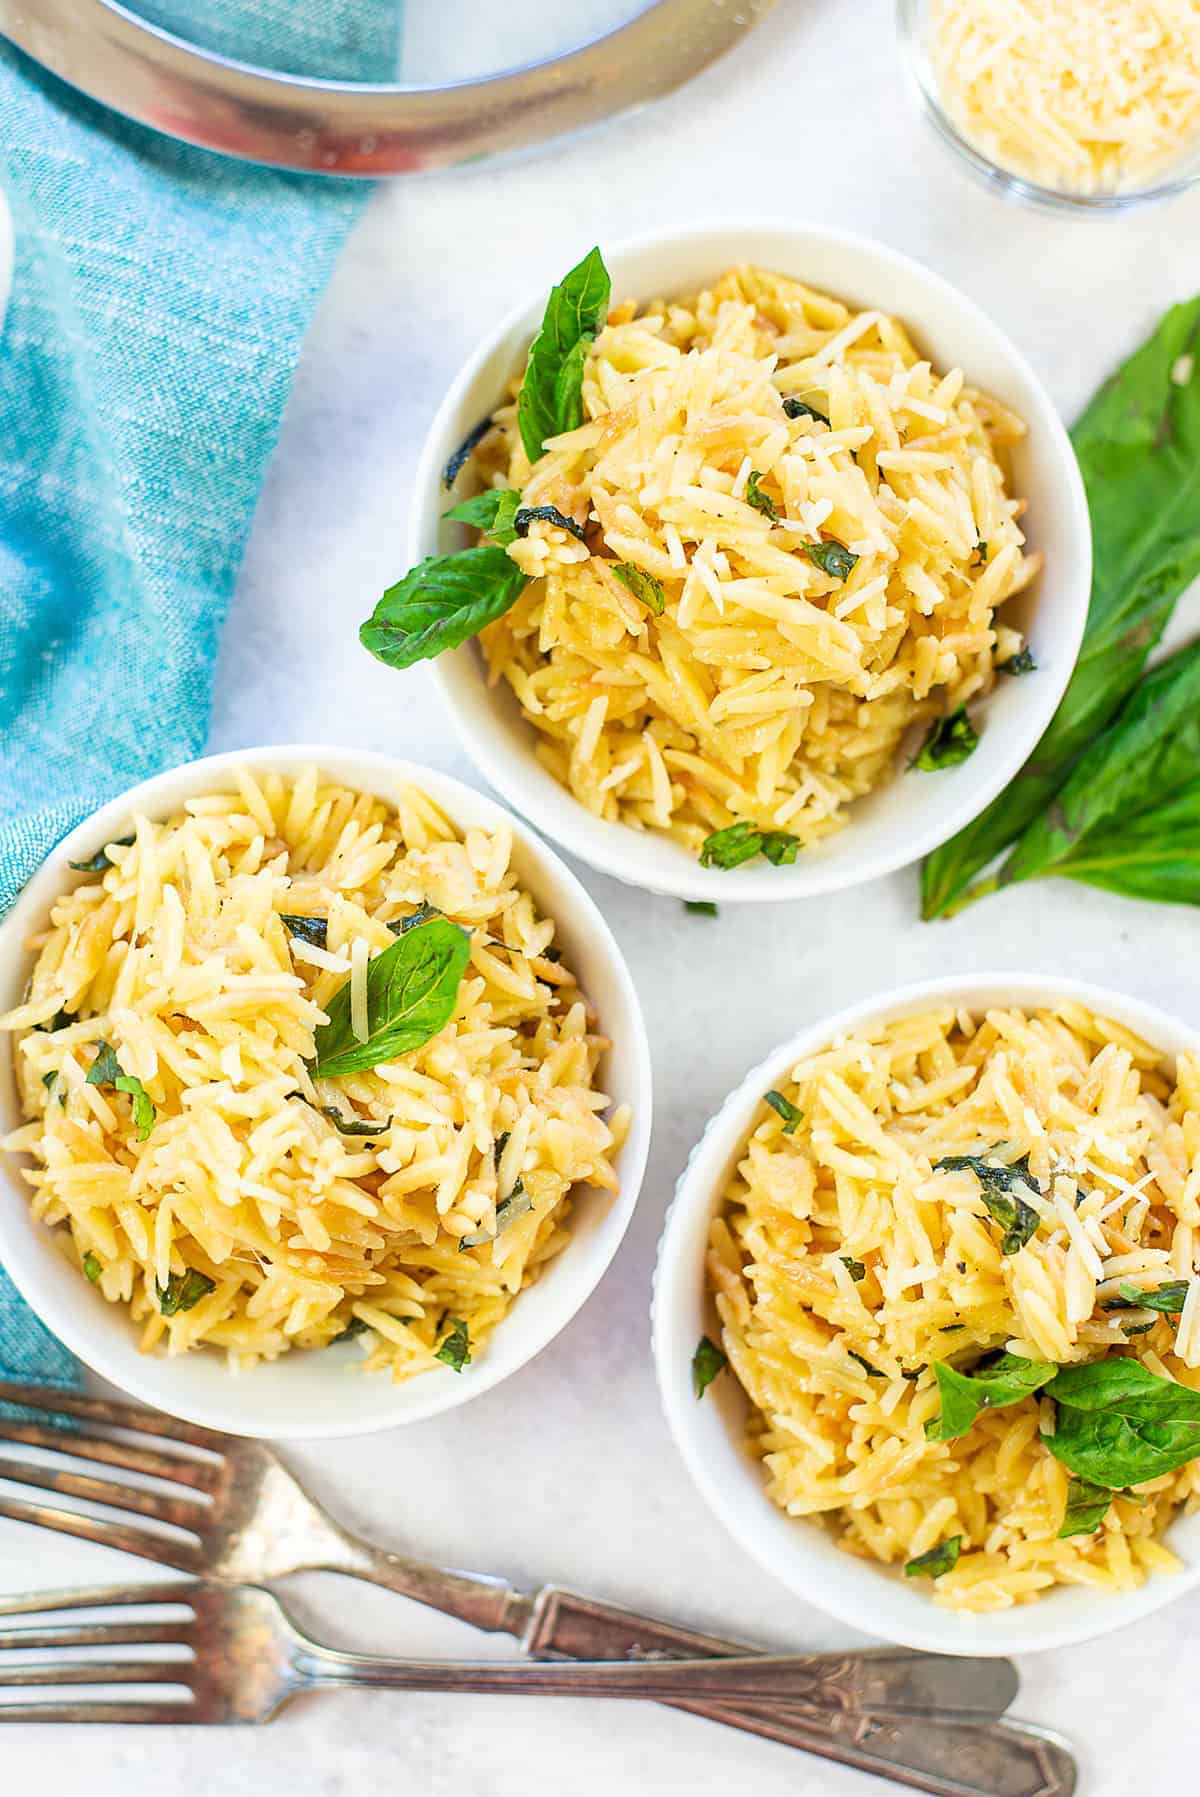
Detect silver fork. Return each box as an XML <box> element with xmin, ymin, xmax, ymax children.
<box><xmin>0</xmin><ymin>1581</ymin><xmax>1076</xmax><ymax>1797</ymax></box>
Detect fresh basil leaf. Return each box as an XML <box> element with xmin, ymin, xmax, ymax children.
<box><xmin>611</xmin><ymin>561</ymin><xmax>665</xmax><ymax>615</ymax></box>
<box><xmin>802</xmin><ymin>539</ymin><xmax>858</xmax><ymax>582</ymax></box>
<box><xmin>684</xmin><ymin>900</ymin><xmax>718</xmax><ymax>916</ymax></box>
<box><xmin>692</xmin><ymin>1333</ymin><xmax>728</xmax><ymax>1398</ymax></box>
<box><xmin>318</xmin><ymin>1104</ymin><xmax>392</xmax><ymax>1138</ymax></box>
<box><xmin>442</xmin><ymin>416</ymin><xmax>493</xmax><ymax>489</ymax></box>
<box><xmin>1123</xmin><ymin>1319</ymin><xmax>1158</xmax><ymax>1337</ymax></box>
<box><xmin>436</xmin><ymin>1316</ymin><xmax>472</xmax><ymax>1373</ymax></box>
<box><xmin>388</xmin><ymin>901</ymin><xmax>442</xmax><ymax>935</ymax></box>
<box><xmin>745</xmin><ymin>470</ymin><xmax>778</xmax><ymax>521</ymax></box>
<box><xmin>85</xmin><ymin>1041</ymin><xmax>156</xmax><ymax>1140</ymax></box>
<box><xmin>1114</xmin><ymin>1280</ymin><xmax>1190</xmax><ymax>1314</ymax></box>
<box><xmin>1043</xmin><ymin>1358</ymin><xmax>1200</xmax><ymax>1488</ymax></box>
<box><xmin>925</xmin><ymin>1353</ymin><xmax>1056</xmax><ymax>1441</ymax></box>
<box><xmin>280</xmin><ymin>913</ymin><xmax>328</xmax><ymax>950</ymax></box>
<box><xmin>157</xmin><ymin>1269</ymin><xmax>216</xmax><ymax>1316</ymax></box>
<box><xmin>912</xmin><ymin>708</ymin><xmax>979</xmax><ymax>772</ymax></box>
<box><xmin>922</xmin><ymin>296</ymin><xmax>1200</xmax><ymax>919</ymax></box>
<box><xmin>782</xmin><ymin>395</ymin><xmax>830</xmax><ymax>425</ymax></box>
<box><xmin>444</xmin><ymin>487</ymin><xmax>522</xmax><ymax>547</ymax></box>
<box><xmin>934</xmin><ymin>1150</ymin><xmax>1041</xmax><ymax>1254</ymax></box>
<box><xmin>68</xmin><ymin>834</ymin><xmax>134</xmax><ymax>873</ymax></box>
<box><xmin>764</xmin><ymin>1089</ymin><xmax>802</xmax><ymax>1133</ymax></box>
<box><xmin>514</xmin><ymin>503</ymin><xmax>589</xmax><ymax>544</ymax></box>
<box><xmin>848</xmin><ymin>1350</ymin><xmax>885</xmax><ymax>1378</ymax></box>
<box><xmin>840</xmin><ymin>1256</ymin><xmax>867</xmax><ymax>1282</ymax></box>
<box><xmin>699</xmin><ymin>822</ymin><xmax>800</xmax><ymax>871</ymax></box>
<box><xmin>517</xmin><ymin>247</ymin><xmax>611</xmax><ymax>465</ymax></box>
<box><xmin>1059</xmin><ymin>1478</ymin><xmax>1113</xmax><ymax>1538</ymax></box>
<box><xmin>360</xmin><ymin>545</ymin><xmax>528</xmax><ymax>671</ymax></box>
<box><xmin>82</xmin><ymin>1251</ymin><xmax>102</xmax><ymax>1283</ymax></box>
<box><xmin>333</xmin><ymin>1315</ymin><xmax>369</xmax><ymax>1343</ymax></box>
<box><xmin>904</xmin><ymin>1536</ymin><xmax>961</xmax><ymax>1579</ymax></box>
<box><xmin>992</xmin><ymin>638</ymin><xmax>1200</xmax><ymax>906</ymax></box>
<box><xmin>999</xmin><ymin>645</ymin><xmax>1037</xmax><ymax>676</ymax></box>
<box><xmin>311</xmin><ymin>917</ymin><xmax>471</xmax><ymax>1079</ymax></box>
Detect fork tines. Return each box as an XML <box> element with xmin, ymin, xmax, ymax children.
<box><xmin>0</xmin><ymin>1380</ymin><xmax>223</xmax><ymax>1571</ymax></box>
<box><xmin>0</xmin><ymin>1582</ymin><xmax>203</xmax><ymax>1725</ymax></box>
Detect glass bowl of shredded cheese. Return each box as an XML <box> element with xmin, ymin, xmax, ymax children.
<box><xmin>898</xmin><ymin>0</ymin><xmax>1200</xmax><ymax>211</ymax></box>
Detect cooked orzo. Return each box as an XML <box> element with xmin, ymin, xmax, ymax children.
<box><xmin>472</xmin><ymin>265</ymin><xmax>1039</xmax><ymax>857</ymax></box>
<box><xmin>706</xmin><ymin>1003</ymin><xmax>1200</xmax><ymax>1610</ymax></box>
<box><xmin>0</xmin><ymin>768</ymin><xmax>627</xmax><ymax>1378</ymax></box>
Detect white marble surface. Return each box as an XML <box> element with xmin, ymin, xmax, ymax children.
<box><xmin>7</xmin><ymin>0</ymin><xmax>1200</xmax><ymax>1788</ymax></box>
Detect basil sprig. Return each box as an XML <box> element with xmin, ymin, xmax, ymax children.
<box><xmin>444</xmin><ymin>487</ymin><xmax>520</xmax><ymax>544</ymax></box>
<box><xmin>925</xmin><ymin>1352</ymin><xmax>1056</xmax><ymax>1442</ymax></box>
<box><xmin>310</xmin><ymin>916</ymin><xmax>471</xmax><ymax>1078</ymax></box>
<box><xmin>1042</xmin><ymin>1359</ymin><xmax>1200</xmax><ymax>1488</ymax></box>
<box><xmin>517</xmin><ymin>247</ymin><xmax>611</xmax><ymax>464</ymax></box>
<box><xmin>360</xmin><ymin>545</ymin><xmax>528</xmax><ymax>672</ymax></box>
<box><xmin>912</xmin><ymin>707</ymin><xmax>979</xmax><ymax>772</ymax></box>
<box><xmin>86</xmin><ymin>1041</ymin><xmax>156</xmax><ymax>1140</ymax></box>
<box><xmin>923</xmin><ymin>296</ymin><xmax>1200</xmax><ymax>918</ymax></box>
<box><xmin>700</xmin><ymin>821</ymin><xmax>801</xmax><ymax>870</ymax></box>
<box><xmin>933</xmin><ymin>1148</ymin><xmax>1041</xmax><ymax>1254</ymax></box>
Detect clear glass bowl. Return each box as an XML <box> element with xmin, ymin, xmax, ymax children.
<box><xmin>897</xmin><ymin>0</ymin><xmax>1200</xmax><ymax>213</ymax></box>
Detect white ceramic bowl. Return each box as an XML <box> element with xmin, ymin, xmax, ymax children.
<box><xmin>0</xmin><ymin>746</ymin><xmax>652</xmax><ymax>1439</ymax></box>
<box><xmin>653</xmin><ymin>973</ymin><xmax>1200</xmax><ymax>1655</ymax></box>
<box><xmin>413</xmin><ymin>219</ymin><xmax>1092</xmax><ymax>902</ymax></box>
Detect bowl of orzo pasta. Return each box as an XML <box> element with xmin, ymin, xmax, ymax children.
<box><xmin>654</xmin><ymin>975</ymin><xmax>1200</xmax><ymax>1653</ymax></box>
<box><xmin>401</xmin><ymin>221</ymin><xmax>1090</xmax><ymax>902</ymax></box>
<box><xmin>0</xmin><ymin>747</ymin><xmax>651</xmax><ymax>1438</ymax></box>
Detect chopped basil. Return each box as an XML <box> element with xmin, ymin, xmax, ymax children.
<box><xmin>699</xmin><ymin>822</ymin><xmax>800</xmax><ymax>871</ymax></box>
<box><xmin>840</xmin><ymin>1256</ymin><xmax>867</xmax><ymax>1283</ymax></box>
<box><xmin>904</xmin><ymin>1536</ymin><xmax>961</xmax><ymax>1579</ymax></box>
<box><xmin>310</xmin><ymin>917</ymin><xmax>471</xmax><ymax>1079</ymax></box>
<box><xmin>848</xmin><ymin>1350</ymin><xmax>885</xmax><ymax>1379</ymax></box>
<box><xmin>157</xmin><ymin>1269</ymin><xmax>216</xmax><ymax>1316</ymax></box>
<box><xmin>442</xmin><ymin>416</ymin><xmax>493</xmax><ymax>489</ymax></box>
<box><xmin>82</xmin><ymin>1252</ymin><xmax>102</xmax><ymax>1283</ymax></box>
<box><xmin>934</xmin><ymin>1148</ymin><xmax>1041</xmax><ymax>1254</ymax></box>
<box><xmin>318</xmin><ymin>1104</ymin><xmax>392</xmax><ymax>1138</ymax></box>
<box><xmin>692</xmin><ymin>1333</ymin><xmax>728</xmax><ymax>1398</ymax></box>
<box><xmin>517</xmin><ymin>247</ymin><xmax>611</xmax><ymax>465</ymax></box>
<box><xmin>972</xmin><ymin>541</ymin><xmax>989</xmax><ymax>567</ymax></box>
<box><xmin>443</xmin><ymin>487</ymin><xmax>521</xmax><ymax>545</ymax></box>
<box><xmin>514</xmin><ymin>503</ymin><xmax>589</xmax><ymax>544</ymax></box>
<box><xmin>459</xmin><ymin>1180</ymin><xmax>532</xmax><ymax>1250</ymax></box>
<box><xmin>1042</xmin><ymin>1359</ymin><xmax>1200</xmax><ymax>1488</ymax></box>
<box><xmin>493</xmin><ymin>1131</ymin><xmax>511</xmax><ymax>1170</ymax></box>
<box><xmin>802</xmin><ymin>539</ymin><xmax>858</xmax><ymax>582</ymax></box>
<box><xmin>684</xmin><ymin>900</ymin><xmax>718</xmax><ymax>917</ymax></box>
<box><xmin>745</xmin><ymin>470</ymin><xmax>778</xmax><ymax>521</ymax></box>
<box><xmin>280</xmin><ymin>914</ymin><xmax>328</xmax><ymax>950</ymax></box>
<box><xmin>1059</xmin><ymin>1478</ymin><xmax>1113</xmax><ymax>1538</ymax></box>
<box><xmin>611</xmin><ymin>562</ymin><xmax>665</xmax><ymax>615</ymax></box>
<box><xmin>68</xmin><ymin>834</ymin><xmax>134</xmax><ymax>873</ymax></box>
<box><xmin>85</xmin><ymin>1041</ymin><xmax>156</xmax><ymax>1141</ymax></box>
<box><xmin>333</xmin><ymin>1315</ymin><xmax>369</xmax><ymax>1343</ymax></box>
<box><xmin>35</xmin><ymin>1008</ymin><xmax>75</xmax><ymax>1033</ymax></box>
<box><xmin>764</xmin><ymin>1089</ymin><xmax>802</xmax><ymax>1134</ymax></box>
<box><xmin>913</xmin><ymin>707</ymin><xmax>979</xmax><ymax>772</ymax></box>
<box><xmin>782</xmin><ymin>395</ymin><xmax>830</xmax><ymax>426</ymax></box>
<box><xmin>1112</xmin><ymin>1280</ymin><xmax>1190</xmax><ymax>1314</ymax></box>
<box><xmin>361</xmin><ymin>544</ymin><xmax>528</xmax><ymax>671</ymax></box>
<box><xmin>41</xmin><ymin>1070</ymin><xmax>59</xmax><ymax>1095</ymax></box>
<box><xmin>999</xmin><ymin>645</ymin><xmax>1037</xmax><ymax>676</ymax></box>
<box><xmin>435</xmin><ymin>1316</ymin><xmax>472</xmax><ymax>1373</ymax></box>
<box><xmin>925</xmin><ymin>1353</ymin><xmax>1056</xmax><ymax>1442</ymax></box>
<box><xmin>388</xmin><ymin>901</ymin><xmax>442</xmax><ymax>935</ymax></box>
<box><xmin>1123</xmin><ymin>1320</ymin><xmax>1158</xmax><ymax>1337</ymax></box>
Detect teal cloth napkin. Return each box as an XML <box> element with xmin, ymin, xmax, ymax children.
<box><xmin>0</xmin><ymin>9</ymin><xmax>395</xmax><ymax>1386</ymax></box>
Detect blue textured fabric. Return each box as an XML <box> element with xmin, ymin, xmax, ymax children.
<box><xmin>0</xmin><ymin>10</ymin><xmax>393</xmax><ymax>1384</ymax></box>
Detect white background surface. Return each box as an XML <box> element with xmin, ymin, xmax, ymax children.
<box><xmin>6</xmin><ymin>0</ymin><xmax>1200</xmax><ymax>1789</ymax></box>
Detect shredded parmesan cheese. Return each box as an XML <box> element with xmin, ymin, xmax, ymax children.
<box><xmin>931</xmin><ymin>0</ymin><xmax>1200</xmax><ymax>195</ymax></box>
